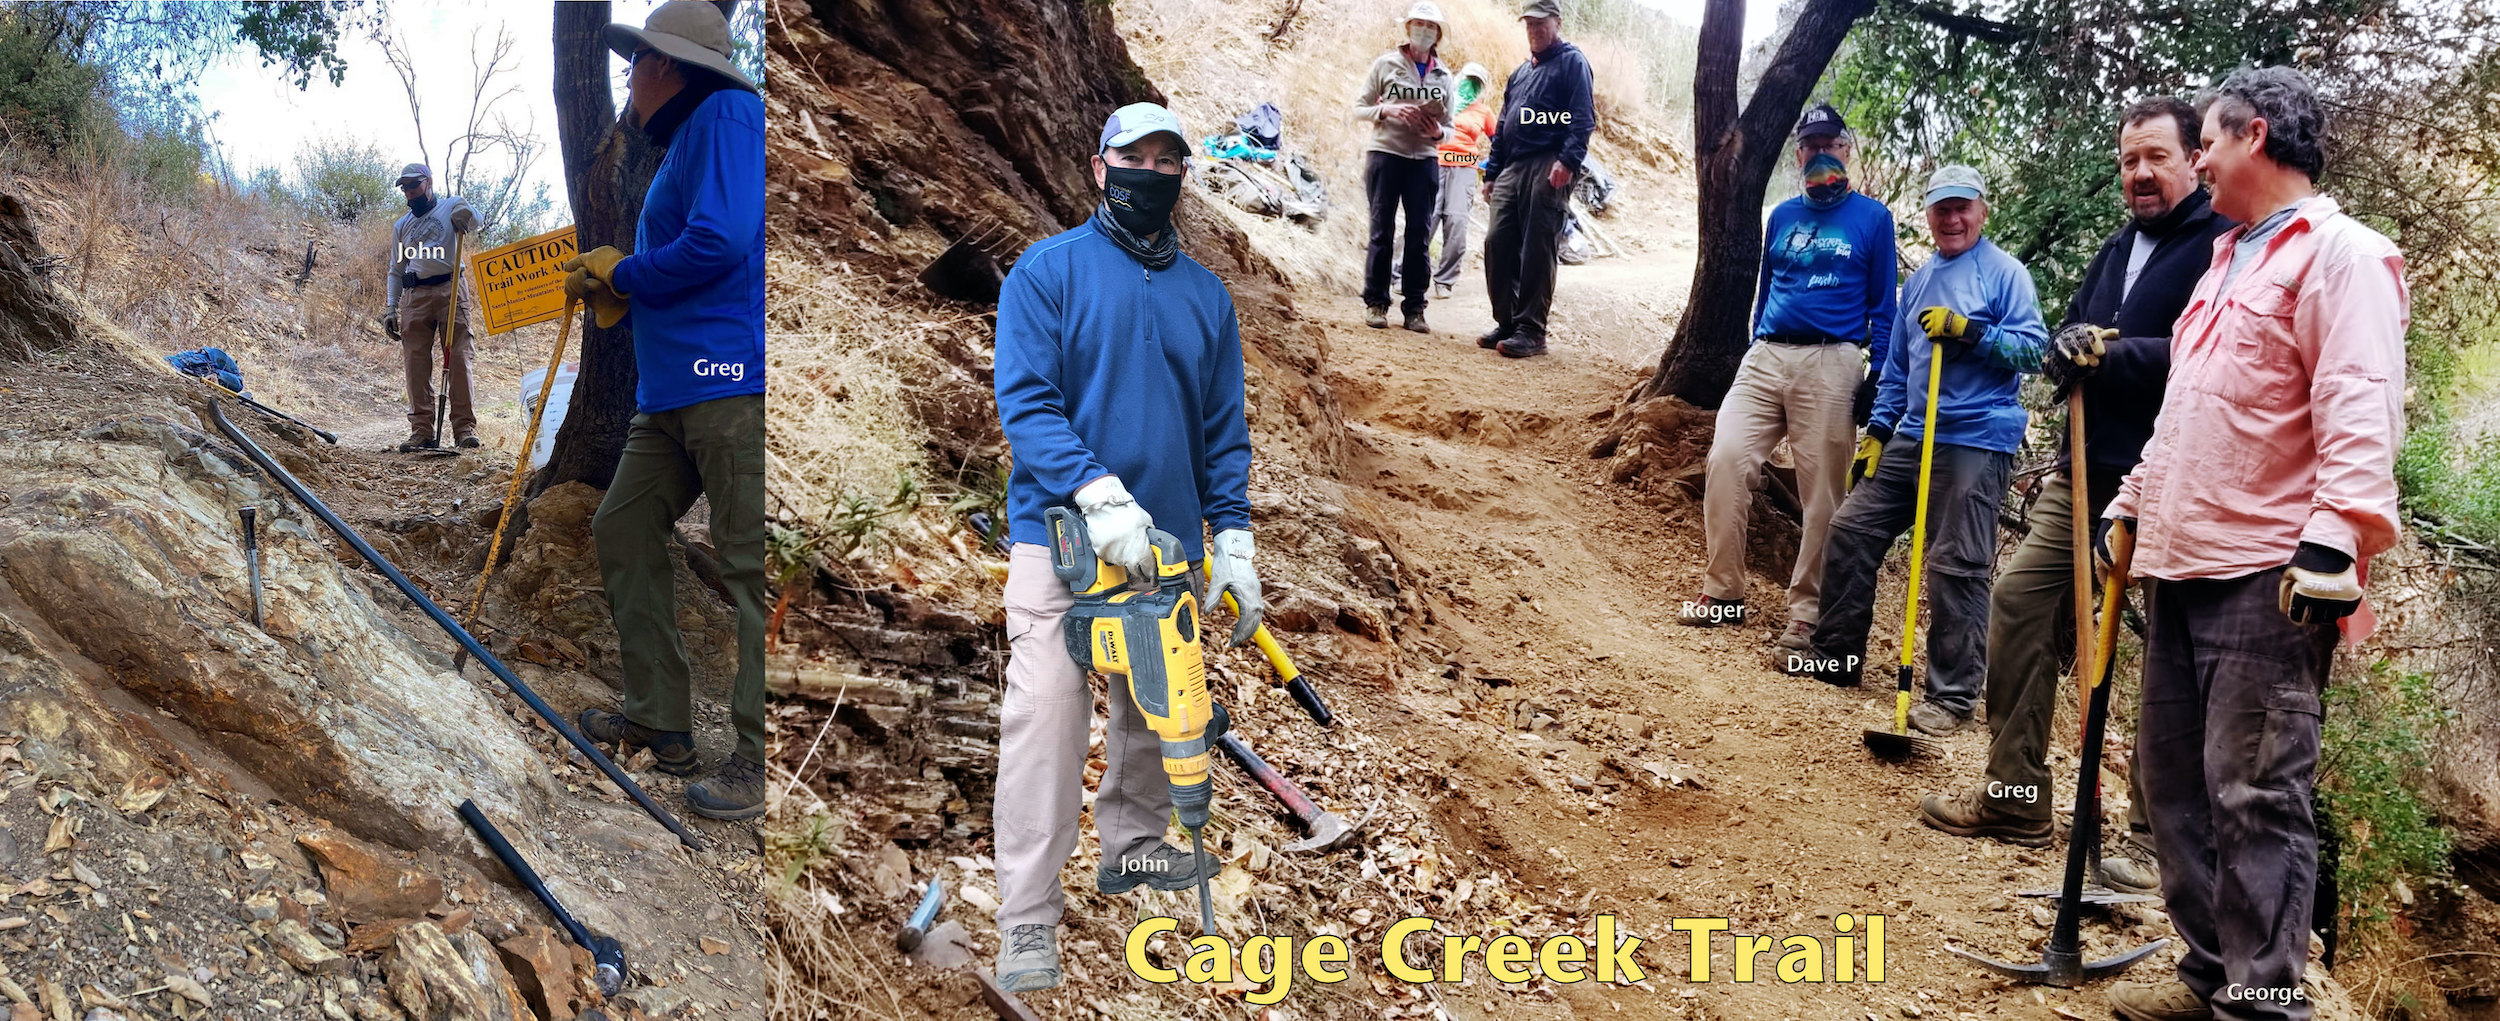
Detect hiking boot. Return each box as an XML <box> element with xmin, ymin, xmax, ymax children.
<box><xmin>2098</xmin><ymin>828</ymin><xmax>2163</xmax><ymax>896</ymax></box>
<box><xmin>1678</xmin><ymin>595</ymin><xmax>1746</xmax><ymax>627</ymax></box>
<box><xmin>1097</xmin><ymin>842</ymin><xmax>1221</xmax><ymax>894</ymax></box>
<box><xmin>397</xmin><ymin>434</ymin><xmax>438</xmax><ymax>453</ymax></box>
<box><xmin>1366</xmin><ymin>305</ymin><xmax>1389</xmax><ymax>329</ymax></box>
<box><xmin>1433</xmin><ymin>283</ymin><xmax>1453</xmax><ymax>300</ymax></box>
<box><xmin>1403</xmin><ymin>311</ymin><xmax>1430</xmax><ymax>333</ymax></box>
<box><xmin>997</xmin><ymin>924</ymin><xmax>1062</xmax><ymax>993</ymax></box>
<box><xmin>1908</xmin><ymin>701</ymin><xmax>1977</xmax><ymax>737</ymax></box>
<box><xmin>1478</xmin><ymin>324</ymin><xmax>1514</xmax><ymax>349</ymax></box>
<box><xmin>576</xmin><ymin>709</ymin><xmax>698</xmax><ymax>776</ymax></box>
<box><xmin>1496</xmin><ymin>333</ymin><xmax>1548</xmax><ymax>359</ymax></box>
<box><xmin>2108</xmin><ymin>979</ymin><xmax>2213</xmax><ymax>1021</ymax></box>
<box><xmin>1773</xmin><ymin>619</ymin><xmax>1816</xmax><ymax>653</ymax></box>
<box><xmin>686</xmin><ymin>754</ymin><xmax>766</xmax><ymax>821</ymax></box>
<box><xmin>454</xmin><ymin>433</ymin><xmax>481</xmax><ymax>449</ymax></box>
<box><xmin>1918</xmin><ymin>785</ymin><xmax>2053</xmax><ymax>847</ymax></box>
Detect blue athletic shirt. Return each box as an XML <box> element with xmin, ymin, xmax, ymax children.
<box><xmin>609</xmin><ymin>88</ymin><xmax>766</xmax><ymax>414</ymax></box>
<box><xmin>1752</xmin><ymin>191</ymin><xmax>1897</xmax><ymax>369</ymax></box>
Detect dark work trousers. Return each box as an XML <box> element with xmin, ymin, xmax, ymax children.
<box><xmin>1806</xmin><ymin>435</ymin><xmax>2010</xmax><ymax>711</ymax></box>
<box><xmin>1979</xmin><ymin>470</ymin><xmax>2153</xmax><ymax>837</ymax></box>
<box><xmin>1482</xmin><ymin>152</ymin><xmax>1572</xmax><ymax>338</ymax></box>
<box><xmin>2138</xmin><ymin>570</ymin><xmax>2338</xmax><ymax>1021</ymax></box>
<box><xmin>1362</xmin><ymin>151</ymin><xmax>1439</xmax><ymax>317</ymax></box>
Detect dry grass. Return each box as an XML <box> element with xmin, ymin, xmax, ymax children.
<box><xmin>763</xmin><ymin>251</ymin><xmax>937</xmax><ymax>527</ymax></box>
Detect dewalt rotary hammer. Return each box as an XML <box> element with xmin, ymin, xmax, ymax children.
<box><xmin>1045</xmin><ymin>506</ymin><xmax>1227</xmax><ymax>934</ymax></box>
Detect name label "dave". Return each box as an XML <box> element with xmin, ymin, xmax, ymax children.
<box><xmin>1518</xmin><ymin>108</ymin><xmax>1572</xmax><ymax>125</ymax></box>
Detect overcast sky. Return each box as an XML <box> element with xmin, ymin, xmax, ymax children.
<box><xmin>1639</xmin><ymin>0</ymin><xmax>1783</xmax><ymax>46</ymax></box>
<box><xmin>193</xmin><ymin>1</ymin><xmax>671</xmax><ymax>227</ymax></box>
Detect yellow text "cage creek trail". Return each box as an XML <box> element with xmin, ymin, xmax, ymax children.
<box><xmin>1123</xmin><ymin>913</ymin><xmax>1888</xmax><ymax>1004</ymax></box>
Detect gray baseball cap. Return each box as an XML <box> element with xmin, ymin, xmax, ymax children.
<box><xmin>1923</xmin><ymin>164</ymin><xmax>1988</xmax><ymax>206</ymax></box>
<box><xmin>1520</xmin><ymin>0</ymin><xmax>1561</xmax><ymax>18</ymax></box>
<box><xmin>1100</xmin><ymin>103</ymin><xmax>1187</xmax><ymax>153</ymax></box>
<box><xmin>395</xmin><ymin>163</ymin><xmax>430</xmax><ymax>184</ymax></box>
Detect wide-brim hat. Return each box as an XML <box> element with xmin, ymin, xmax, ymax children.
<box><xmin>1404</xmin><ymin>1</ymin><xmax>1449</xmax><ymax>34</ymax></box>
<box><xmin>604</xmin><ymin>0</ymin><xmax>757</xmax><ymax>93</ymax></box>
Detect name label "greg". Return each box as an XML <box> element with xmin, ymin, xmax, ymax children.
<box><xmin>693</xmin><ymin>359</ymin><xmax>746</xmax><ymax>382</ymax></box>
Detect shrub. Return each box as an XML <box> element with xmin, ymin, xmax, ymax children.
<box><xmin>0</xmin><ymin>7</ymin><xmax>104</xmax><ymax>152</ymax></box>
<box><xmin>2320</xmin><ymin>662</ymin><xmax>2456</xmax><ymax>931</ymax></box>
<box><xmin>293</xmin><ymin>135</ymin><xmax>398</xmax><ymax>222</ymax></box>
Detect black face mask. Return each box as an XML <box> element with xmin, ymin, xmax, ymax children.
<box><xmin>1101</xmin><ymin>166</ymin><xmax>1183</xmax><ymax>237</ymax></box>
<box><xmin>406</xmin><ymin>192</ymin><xmax>435</xmax><ymax>216</ymax></box>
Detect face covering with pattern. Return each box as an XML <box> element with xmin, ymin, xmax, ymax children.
<box><xmin>1802</xmin><ymin>153</ymin><xmax>1850</xmax><ymax>209</ymax></box>
<box><xmin>1101</xmin><ymin>164</ymin><xmax>1183</xmax><ymax>239</ymax></box>
<box><xmin>1459</xmin><ymin>78</ymin><xmax>1480</xmax><ymax>107</ymax></box>
<box><xmin>1408</xmin><ymin>26</ymin><xmax>1438</xmax><ymax>51</ymax></box>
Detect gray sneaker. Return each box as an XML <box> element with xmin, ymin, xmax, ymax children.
<box><xmin>2098</xmin><ymin>829</ymin><xmax>2163</xmax><ymax>896</ymax></box>
<box><xmin>1907</xmin><ymin>701</ymin><xmax>1976</xmax><ymax>737</ymax></box>
<box><xmin>997</xmin><ymin>924</ymin><xmax>1061</xmax><ymax>993</ymax></box>
<box><xmin>1097</xmin><ymin>842</ymin><xmax>1220</xmax><ymax>894</ymax></box>
<box><xmin>1773</xmin><ymin>619</ymin><xmax>1816</xmax><ymax>653</ymax></box>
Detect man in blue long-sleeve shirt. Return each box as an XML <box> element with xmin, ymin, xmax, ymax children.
<box><xmin>1686</xmin><ymin>104</ymin><xmax>1896</xmax><ymax>650</ymax></box>
<box><xmin>1781</xmin><ymin>166</ymin><xmax>2048</xmax><ymax>738</ymax></box>
<box><xmin>558</xmin><ymin>1</ymin><xmax>769</xmax><ymax>821</ymax></box>
<box><xmin>987</xmin><ymin>103</ymin><xmax>1265</xmax><ymax>994</ymax></box>
<box><xmin>1474</xmin><ymin>0</ymin><xmax>1596</xmax><ymax>358</ymax></box>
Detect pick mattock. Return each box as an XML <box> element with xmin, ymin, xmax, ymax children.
<box><xmin>1945</xmin><ymin>394</ymin><xmax>2166</xmax><ymax>985</ymax></box>
<box><xmin>1865</xmin><ymin>342</ymin><xmax>1947</xmax><ymax>760</ymax></box>
<box><xmin>464</xmin><ymin>297</ymin><xmax>579</xmax><ymax>627</ymax></box>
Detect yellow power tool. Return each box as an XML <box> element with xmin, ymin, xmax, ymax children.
<box><xmin>1045</xmin><ymin>506</ymin><xmax>1227</xmax><ymax>934</ymax></box>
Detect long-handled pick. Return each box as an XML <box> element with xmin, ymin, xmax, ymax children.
<box><xmin>1865</xmin><ymin>345</ymin><xmax>1947</xmax><ymax>760</ymax></box>
<box><xmin>240</xmin><ymin>507</ymin><xmax>264</xmax><ymax>628</ymax></box>
<box><xmin>456</xmin><ymin>800</ymin><xmax>627</xmax><ymax>996</ymax></box>
<box><xmin>1944</xmin><ymin>504</ymin><xmax>2165</xmax><ymax>985</ymax></box>
<box><xmin>464</xmin><ymin>297</ymin><xmax>579</xmax><ymax>626</ymax></box>
<box><xmin>1209</xmin><ymin>581</ymin><xmax>1334</xmax><ymax>727</ymax></box>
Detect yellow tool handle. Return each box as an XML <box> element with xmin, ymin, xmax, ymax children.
<box><xmin>1215</xmin><ymin>587</ymin><xmax>1298</xmax><ymax>683</ymax></box>
<box><xmin>463</xmin><ymin>297</ymin><xmax>579</xmax><ymax>626</ymax></box>
<box><xmin>1898</xmin><ymin>347</ymin><xmax>1943</xmax><ymax>669</ymax></box>
<box><xmin>2092</xmin><ymin>522</ymin><xmax>2135</xmax><ymax>690</ymax></box>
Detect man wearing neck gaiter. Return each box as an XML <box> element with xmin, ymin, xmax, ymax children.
<box><xmin>1919</xmin><ymin>98</ymin><xmax>2233</xmax><ymax>893</ymax></box>
<box><xmin>1686</xmin><ymin>103</ymin><xmax>1896</xmax><ymax>652</ymax></box>
<box><xmin>383</xmin><ymin>164</ymin><xmax>478</xmax><ymax>452</ymax></box>
<box><xmin>986</xmin><ymin>102</ymin><xmax>1263</xmax><ymax>993</ymax></box>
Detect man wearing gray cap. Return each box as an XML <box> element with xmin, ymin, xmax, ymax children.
<box><xmin>1476</xmin><ymin>0</ymin><xmax>1595</xmax><ymax>358</ymax></box>
<box><xmin>1780</xmin><ymin>165</ymin><xmax>2046</xmax><ymax>735</ymax></box>
<box><xmin>985</xmin><ymin>100</ymin><xmax>1263</xmax><ymax>993</ymax></box>
<box><xmin>384</xmin><ymin>163</ymin><xmax>478</xmax><ymax>451</ymax></box>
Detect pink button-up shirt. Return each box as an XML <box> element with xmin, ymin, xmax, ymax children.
<box><xmin>2109</xmin><ymin>195</ymin><xmax>2408</xmax><ymax>630</ymax></box>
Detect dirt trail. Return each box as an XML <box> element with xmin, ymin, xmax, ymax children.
<box><xmin>1307</xmin><ymin>224</ymin><xmax>2178</xmax><ymax>1019</ymax></box>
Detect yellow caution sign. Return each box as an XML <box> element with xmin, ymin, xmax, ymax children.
<box><xmin>467</xmin><ymin>226</ymin><xmax>579</xmax><ymax>335</ymax></box>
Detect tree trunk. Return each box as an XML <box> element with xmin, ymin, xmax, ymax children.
<box><xmin>1636</xmin><ymin>0</ymin><xmax>1875</xmax><ymax>409</ymax></box>
<box><xmin>540</xmin><ymin>1</ymin><xmax>661</xmax><ymax>494</ymax></box>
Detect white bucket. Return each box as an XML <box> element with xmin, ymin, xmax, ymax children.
<box><xmin>519</xmin><ymin>363</ymin><xmax>579</xmax><ymax>470</ymax></box>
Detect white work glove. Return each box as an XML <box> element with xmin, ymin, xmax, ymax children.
<box><xmin>1074</xmin><ymin>475</ymin><xmax>1156</xmax><ymax>579</ymax></box>
<box><xmin>1207</xmin><ymin>529</ymin><xmax>1263</xmax><ymax>647</ymax></box>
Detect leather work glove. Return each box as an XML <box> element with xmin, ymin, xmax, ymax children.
<box><xmin>1206</xmin><ymin>529</ymin><xmax>1264</xmax><ymax>647</ymax></box>
<box><xmin>383</xmin><ymin>307</ymin><xmax>400</xmax><ymax>341</ymax></box>
<box><xmin>561</xmin><ymin>247</ymin><xmax>632</xmax><ymax>329</ymax></box>
<box><xmin>1074</xmin><ymin>475</ymin><xmax>1157</xmax><ymax>580</ymax></box>
<box><xmin>2093</xmin><ymin>516</ymin><xmax>2136</xmax><ymax>580</ymax></box>
<box><xmin>1849</xmin><ymin>434</ymin><xmax>1884</xmax><ymax>490</ymax></box>
<box><xmin>2047</xmin><ymin>323</ymin><xmax>2116</xmax><ymax>390</ymax></box>
<box><xmin>2280</xmin><ymin>542</ymin><xmax>2362</xmax><ymax>625</ymax></box>
<box><xmin>1917</xmin><ymin>305</ymin><xmax>1985</xmax><ymax>358</ymax></box>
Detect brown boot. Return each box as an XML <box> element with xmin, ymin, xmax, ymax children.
<box><xmin>686</xmin><ymin>755</ymin><xmax>765</xmax><ymax>821</ymax></box>
<box><xmin>1917</xmin><ymin>785</ymin><xmax>2052</xmax><ymax>847</ymax></box>
<box><xmin>576</xmin><ymin>709</ymin><xmax>697</xmax><ymax>776</ymax></box>
<box><xmin>2108</xmin><ymin>980</ymin><xmax>2213</xmax><ymax>1021</ymax></box>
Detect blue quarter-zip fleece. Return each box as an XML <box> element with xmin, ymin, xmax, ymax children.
<box><xmin>1752</xmin><ymin>191</ymin><xmax>1898</xmax><ymax>367</ymax></box>
<box><xmin>994</xmin><ymin>215</ymin><xmax>1254</xmax><ymax>561</ymax></box>
<box><xmin>1872</xmin><ymin>237</ymin><xmax>2048</xmax><ymax>454</ymax></box>
<box><xmin>609</xmin><ymin>88</ymin><xmax>766</xmax><ymax>414</ymax></box>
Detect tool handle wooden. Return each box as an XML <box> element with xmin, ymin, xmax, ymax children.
<box><xmin>464</xmin><ymin>298</ymin><xmax>578</xmax><ymax>626</ymax></box>
<box><xmin>2068</xmin><ymin>390</ymin><xmax>2093</xmax><ymax>735</ymax></box>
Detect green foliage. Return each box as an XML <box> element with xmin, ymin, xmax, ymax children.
<box><xmin>727</xmin><ymin>0</ymin><xmax>766</xmax><ymax>88</ymax></box>
<box><xmin>292</xmin><ymin>135</ymin><xmax>397</xmax><ymax>223</ymax></box>
<box><xmin>2320</xmin><ymin>662</ymin><xmax>2455</xmax><ymax>929</ymax></box>
<box><xmin>231</xmin><ymin>2</ymin><xmax>365</xmax><ymax>90</ymax></box>
<box><xmin>945</xmin><ymin>460</ymin><xmax>1013</xmax><ymax>551</ymax></box>
<box><xmin>0</xmin><ymin>7</ymin><xmax>107</xmax><ymax>151</ymax></box>
<box><xmin>2395</xmin><ymin>329</ymin><xmax>2500</xmax><ymax>548</ymax></box>
<box><xmin>767</xmin><ymin>810</ymin><xmax>843</xmax><ymax>887</ymax></box>
<box><xmin>772</xmin><ymin>473</ymin><xmax>927</xmax><ymax>588</ymax></box>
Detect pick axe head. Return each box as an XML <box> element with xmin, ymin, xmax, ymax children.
<box><xmin>1282</xmin><ymin>810</ymin><xmax>1359</xmax><ymax>854</ymax></box>
<box><xmin>1944</xmin><ymin>939</ymin><xmax>2167</xmax><ymax>988</ymax></box>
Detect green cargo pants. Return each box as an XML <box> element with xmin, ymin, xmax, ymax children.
<box><xmin>1980</xmin><ymin>470</ymin><xmax>2149</xmax><ymax>836</ymax></box>
<box><xmin>592</xmin><ymin>393</ymin><xmax>767</xmax><ymax>766</ymax></box>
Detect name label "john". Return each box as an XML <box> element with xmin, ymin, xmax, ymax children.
<box><xmin>398</xmin><ymin>243</ymin><xmax>446</xmax><ymax>261</ymax></box>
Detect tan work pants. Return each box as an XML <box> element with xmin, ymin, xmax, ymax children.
<box><xmin>1701</xmin><ymin>341</ymin><xmax>1865</xmax><ymax>625</ymax></box>
<box><xmin>992</xmin><ymin>542</ymin><xmax>1181</xmax><ymax>931</ymax></box>
<box><xmin>400</xmin><ymin>280</ymin><xmax>476</xmax><ymax>439</ymax></box>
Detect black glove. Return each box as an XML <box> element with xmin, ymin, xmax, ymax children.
<box><xmin>384</xmin><ymin>307</ymin><xmax>401</xmax><ymax>341</ymax></box>
<box><xmin>1851</xmin><ymin>374</ymin><xmax>1877</xmax><ymax>427</ymax></box>
<box><xmin>1866</xmin><ymin>420</ymin><xmax>1893</xmax><ymax>446</ymax></box>
<box><xmin>2280</xmin><ymin>542</ymin><xmax>2361</xmax><ymax>625</ymax></box>
<box><xmin>2093</xmin><ymin>516</ymin><xmax>2134</xmax><ymax>576</ymax></box>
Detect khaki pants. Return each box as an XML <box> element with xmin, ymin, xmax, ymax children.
<box><xmin>591</xmin><ymin>395</ymin><xmax>769</xmax><ymax>765</ymax></box>
<box><xmin>1702</xmin><ymin>341</ymin><xmax>1864</xmax><ymax>624</ymax></box>
<box><xmin>400</xmin><ymin>280</ymin><xmax>476</xmax><ymax>439</ymax></box>
<box><xmin>992</xmin><ymin>543</ymin><xmax>1190</xmax><ymax>931</ymax></box>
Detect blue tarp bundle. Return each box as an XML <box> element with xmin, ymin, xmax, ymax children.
<box><xmin>166</xmin><ymin>347</ymin><xmax>245</xmax><ymax>395</ymax></box>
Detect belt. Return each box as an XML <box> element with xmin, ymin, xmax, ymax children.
<box><xmin>401</xmin><ymin>271</ymin><xmax>452</xmax><ymax>288</ymax></box>
<box><xmin>1758</xmin><ymin>331</ymin><xmax>1862</xmax><ymax>346</ymax></box>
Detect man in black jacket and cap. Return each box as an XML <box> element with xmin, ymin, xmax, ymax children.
<box><xmin>1917</xmin><ymin>96</ymin><xmax>2233</xmax><ymax>895</ymax></box>
<box><xmin>1474</xmin><ymin>0</ymin><xmax>1595</xmax><ymax>360</ymax></box>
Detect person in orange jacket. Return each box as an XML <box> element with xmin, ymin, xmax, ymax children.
<box><xmin>1394</xmin><ymin>62</ymin><xmax>1495</xmax><ymax>300</ymax></box>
